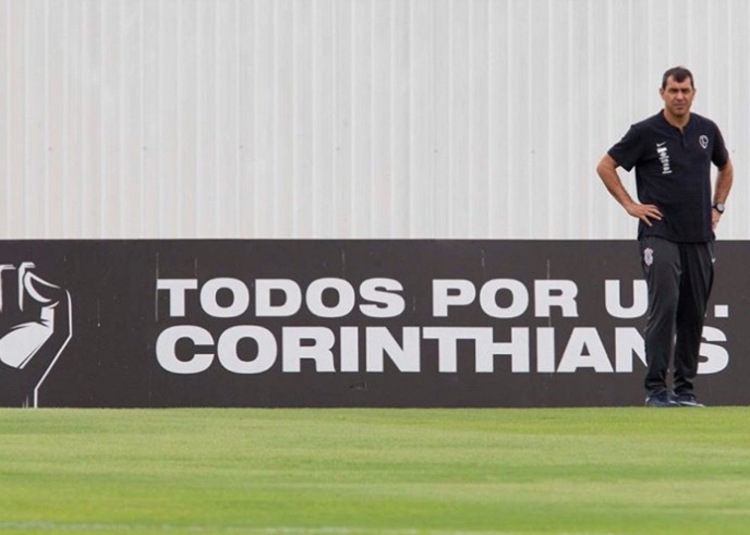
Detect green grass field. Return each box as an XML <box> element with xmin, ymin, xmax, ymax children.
<box><xmin>0</xmin><ymin>408</ymin><xmax>749</xmax><ymax>535</ymax></box>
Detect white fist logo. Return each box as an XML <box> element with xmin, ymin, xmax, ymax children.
<box><xmin>0</xmin><ymin>263</ymin><xmax>72</xmax><ymax>407</ymax></box>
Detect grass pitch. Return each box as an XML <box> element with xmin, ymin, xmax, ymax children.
<box><xmin>0</xmin><ymin>408</ymin><xmax>749</xmax><ymax>535</ymax></box>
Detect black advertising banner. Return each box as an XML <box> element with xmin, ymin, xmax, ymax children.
<box><xmin>0</xmin><ymin>240</ymin><xmax>746</xmax><ymax>408</ymax></box>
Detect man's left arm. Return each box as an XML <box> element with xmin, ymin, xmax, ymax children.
<box><xmin>713</xmin><ymin>159</ymin><xmax>733</xmax><ymax>230</ymax></box>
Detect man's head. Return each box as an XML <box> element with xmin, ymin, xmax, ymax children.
<box><xmin>661</xmin><ymin>66</ymin><xmax>694</xmax><ymax>90</ymax></box>
<box><xmin>660</xmin><ymin>66</ymin><xmax>695</xmax><ymax>122</ymax></box>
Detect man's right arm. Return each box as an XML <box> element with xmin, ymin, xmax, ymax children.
<box><xmin>596</xmin><ymin>154</ymin><xmax>663</xmax><ymax>227</ymax></box>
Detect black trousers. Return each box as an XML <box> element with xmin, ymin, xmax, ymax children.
<box><xmin>639</xmin><ymin>237</ymin><xmax>714</xmax><ymax>395</ymax></box>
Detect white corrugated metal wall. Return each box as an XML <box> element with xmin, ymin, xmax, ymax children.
<box><xmin>1</xmin><ymin>0</ymin><xmax>748</xmax><ymax>239</ymax></box>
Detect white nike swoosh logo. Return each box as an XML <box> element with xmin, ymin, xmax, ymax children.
<box><xmin>656</xmin><ymin>142</ymin><xmax>667</xmax><ymax>147</ymax></box>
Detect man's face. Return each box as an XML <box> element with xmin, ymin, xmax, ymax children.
<box><xmin>660</xmin><ymin>76</ymin><xmax>695</xmax><ymax>118</ymax></box>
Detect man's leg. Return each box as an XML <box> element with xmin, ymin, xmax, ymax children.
<box><xmin>673</xmin><ymin>242</ymin><xmax>714</xmax><ymax>396</ymax></box>
<box><xmin>640</xmin><ymin>237</ymin><xmax>680</xmax><ymax>395</ymax></box>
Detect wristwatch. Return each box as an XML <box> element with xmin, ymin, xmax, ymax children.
<box><xmin>713</xmin><ymin>203</ymin><xmax>725</xmax><ymax>214</ymax></box>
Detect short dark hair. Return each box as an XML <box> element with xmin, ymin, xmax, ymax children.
<box><xmin>662</xmin><ymin>66</ymin><xmax>694</xmax><ymax>89</ymax></box>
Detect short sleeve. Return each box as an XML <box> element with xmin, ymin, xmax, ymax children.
<box><xmin>607</xmin><ymin>125</ymin><xmax>644</xmax><ymax>172</ymax></box>
<box><xmin>712</xmin><ymin>125</ymin><xmax>729</xmax><ymax>168</ymax></box>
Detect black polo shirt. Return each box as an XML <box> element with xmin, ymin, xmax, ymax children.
<box><xmin>608</xmin><ymin>111</ymin><xmax>729</xmax><ymax>243</ymax></box>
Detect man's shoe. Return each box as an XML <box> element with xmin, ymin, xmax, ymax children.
<box><xmin>672</xmin><ymin>393</ymin><xmax>705</xmax><ymax>407</ymax></box>
<box><xmin>645</xmin><ymin>391</ymin><xmax>680</xmax><ymax>407</ymax></box>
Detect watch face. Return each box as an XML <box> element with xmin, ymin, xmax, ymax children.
<box><xmin>715</xmin><ymin>203</ymin><xmax>725</xmax><ymax>213</ymax></box>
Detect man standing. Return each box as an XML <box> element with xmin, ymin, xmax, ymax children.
<box><xmin>596</xmin><ymin>66</ymin><xmax>733</xmax><ymax>407</ymax></box>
